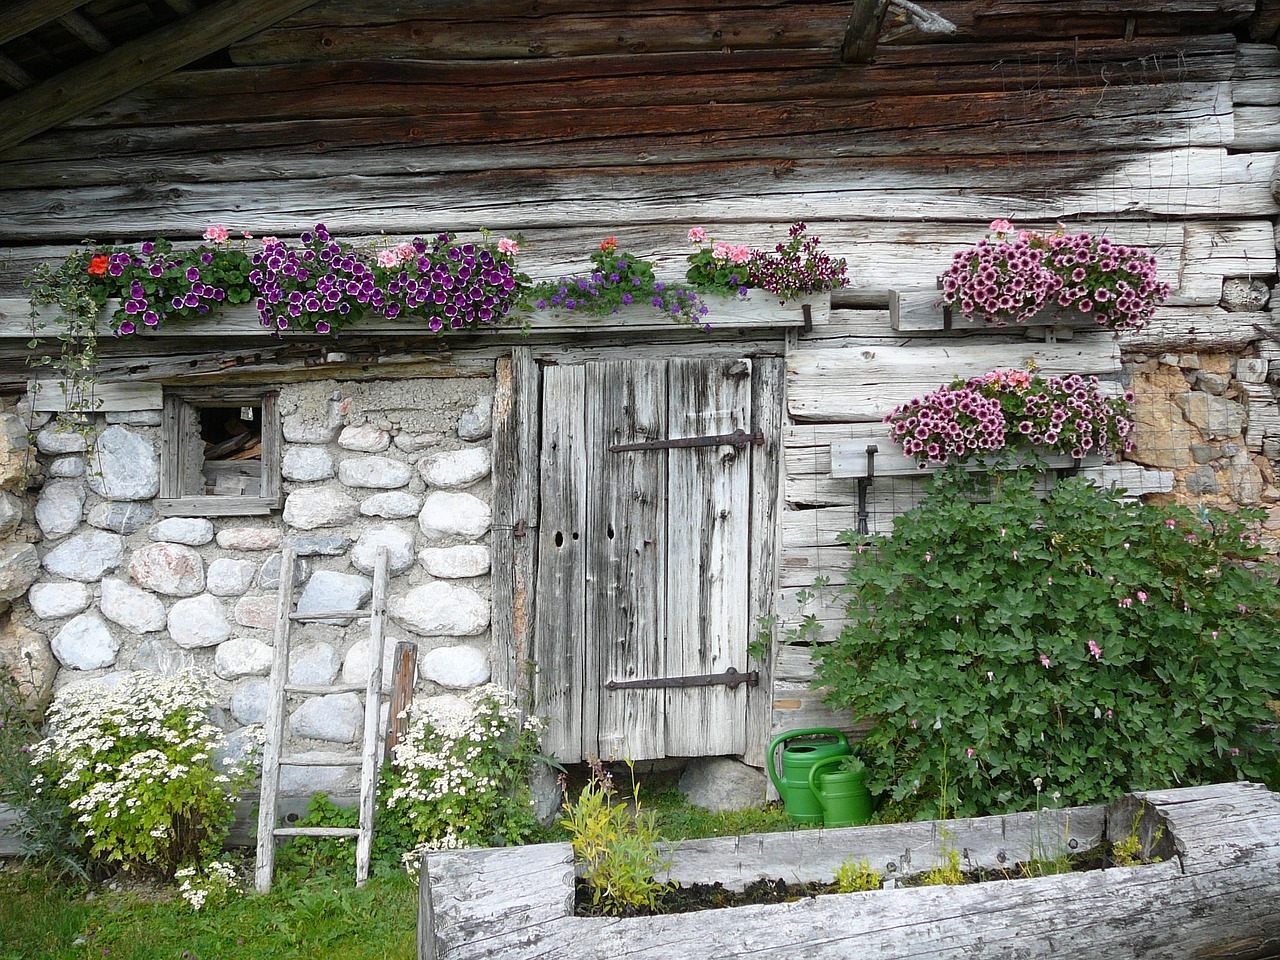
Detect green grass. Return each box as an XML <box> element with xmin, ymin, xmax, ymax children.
<box><xmin>0</xmin><ymin>857</ymin><xmax>416</xmax><ymax>960</ymax></box>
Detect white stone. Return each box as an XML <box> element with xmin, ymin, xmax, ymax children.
<box><xmin>290</xmin><ymin>693</ymin><xmax>362</xmax><ymax>743</ymax></box>
<box><xmin>393</xmin><ymin>432</ymin><xmax>443</xmax><ymax>453</ymax></box>
<box><xmin>214</xmin><ymin>726</ymin><xmax>261</xmax><ymax>776</ymax></box>
<box><xmin>296</xmin><ymin>571</ymin><xmax>372</xmax><ymax>624</ymax></box>
<box><xmin>230</xmin><ymin>679</ymin><xmax>271</xmax><ymax>725</ymax></box>
<box><xmin>351</xmin><ymin>525</ymin><xmax>416</xmax><ymax>575</ymax></box>
<box><xmin>418</xmin><ymin>491</ymin><xmax>491</xmax><ymax>541</ymax></box>
<box><xmin>360</xmin><ymin>491</ymin><xmax>421</xmax><ymax>518</ymax></box>
<box><xmin>49</xmin><ymin>456</ymin><xmax>85</xmax><ymax>478</ymax></box>
<box><xmin>283</xmin><ymin>406</ymin><xmax>342</xmax><ymax>444</ymax></box>
<box><xmin>129</xmin><ymin>636</ymin><xmax>194</xmax><ymax>676</ymax></box>
<box><xmin>420</xmin><ymin>644</ymin><xmax>490</xmax><ymax>689</ymax></box>
<box><xmin>86</xmin><ymin>501</ymin><xmax>154</xmax><ymax>534</ymax></box>
<box><xmin>214</xmin><ymin>638</ymin><xmax>274</xmax><ymax>680</ymax></box>
<box><xmin>282</xmin><ymin>446</ymin><xmax>335</xmax><ymax>482</ymax></box>
<box><xmin>341</xmin><ymin>635</ymin><xmax>402</xmax><ymax>693</ymax></box>
<box><xmin>234</xmin><ymin>595</ymin><xmax>277</xmax><ymax>629</ymax></box>
<box><xmin>28</xmin><ymin>581</ymin><xmax>92</xmax><ymax>619</ymax></box>
<box><xmin>148</xmin><ymin>517</ymin><xmax>214</xmax><ymax>545</ymax></box>
<box><xmin>42</xmin><ymin>531</ymin><xmax>124</xmax><ymax>582</ymax></box>
<box><xmin>168</xmin><ymin>594</ymin><xmax>232</xmax><ymax>649</ymax></box>
<box><xmin>418</xmin><ymin>447</ymin><xmax>491</xmax><ymax>489</ymax></box>
<box><xmin>457</xmin><ymin>395</ymin><xmax>493</xmax><ymax>441</ymax></box>
<box><xmin>338</xmin><ymin>456</ymin><xmax>412</xmax><ymax>489</ymax></box>
<box><xmin>215</xmin><ymin>527</ymin><xmax>283</xmax><ymax>551</ymax></box>
<box><xmin>51</xmin><ymin>613</ymin><xmax>120</xmax><ymax>670</ymax></box>
<box><xmin>338</xmin><ymin>424</ymin><xmax>390</xmax><ymax>452</ymax></box>
<box><xmin>100</xmin><ymin>577</ymin><xmax>167</xmax><ymax>634</ymax></box>
<box><xmin>419</xmin><ymin>545</ymin><xmax>491</xmax><ymax>579</ymax></box>
<box><xmin>0</xmin><ymin>544</ymin><xmax>39</xmax><ymax>600</ymax></box>
<box><xmin>289</xmin><ymin>642</ymin><xmax>342</xmax><ymax>686</ymax></box>
<box><xmin>679</xmin><ymin>757</ymin><xmax>768</xmax><ymax>812</ymax></box>
<box><xmin>392</xmin><ymin>582</ymin><xmax>490</xmax><ymax>636</ymax></box>
<box><xmin>35</xmin><ymin>480</ymin><xmax>86</xmax><ymax>539</ymax></box>
<box><xmin>279</xmin><ymin>757</ymin><xmax>358</xmax><ymax>796</ymax></box>
<box><xmin>128</xmin><ymin>542</ymin><xmax>205</xmax><ymax>596</ymax></box>
<box><xmin>206</xmin><ymin>558</ymin><xmax>257</xmax><ymax>597</ymax></box>
<box><xmin>35</xmin><ymin>424</ymin><xmax>88</xmax><ymax>455</ymax></box>
<box><xmin>87</xmin><ymin>426</ymin><xmax>160</xmax><ymax>501</ymax></box>
<box><xmin>283</xmin><ymin>487</ymin><xmax>358</xmax><ymax>530</ymax></box>
<box><xmin>257</xmin><ymin>553</ymin><xmax>313</xmax><ymax>590</ymax></box>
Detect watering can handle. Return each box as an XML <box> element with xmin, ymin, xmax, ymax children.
<box><xmin>766</xmin><ymin>727</ymin><xmax>850</xmax><ymax>792</ymax></box>
<box><xmin>807</xmin><ymin>755</ymin><xmax>849</xmax><ymax>812</ymax></box>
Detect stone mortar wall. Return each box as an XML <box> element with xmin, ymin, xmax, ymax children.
<box><xmin>19</xmin><ymin>374</ymin><xmax>496</xmax><ymax>796</ymax></box>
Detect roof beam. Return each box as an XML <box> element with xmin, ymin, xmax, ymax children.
<box><xmin>0</xmin><ymin>0</ymin><xmax>86</xmax><ymax>48</ymax></box>
<box><xmin>0</xmin><ymin>55</ymin><xmax>34</xmax><ymax>91</ymax></box>
<box><xmin>0</xmin><ymin>0</ymin><xmax>324</xmax><ymax>155</ymax></box>
<box><xmin>57</xmin><ymin>12</ymin><xmax>111</xmax><ymax>53</ymax></box>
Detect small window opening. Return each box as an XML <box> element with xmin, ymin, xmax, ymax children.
<box><xmin>196</xmin><ymin>404</ymin><xmax>263</xmax><ymax>496</ymax></box>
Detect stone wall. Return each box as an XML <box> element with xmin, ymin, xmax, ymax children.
<box><xmin>16</xmin><ymin>374</ymin><xmax>497</xmax><ymax>795</ymax></box>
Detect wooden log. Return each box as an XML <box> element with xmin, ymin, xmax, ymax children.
<box><xmin>419</xmin><ymin>783</ymin><xmax>1280</xmax><ymax>960</ymax></box>
<box><xmin>1117</xmin><ymin>307</ymin><xmax>1272</xmax><ymax>353</ymax></box>
<box><xmin>1235</xmin><ymin>43</ymin><xmax>1280</xmax><ymax>105</ymax></box>
<box><xmin>27</xmin><ymin>379</ymin><xmax>161</xmax><ymax>413</ymax></box>
<box><xmin>787</xmin><ymin>339</ymin><xmax>1121</xmax><ymax>423</ymax></box>
<box><xmin>1233</xmin><ymin>106</ymin><xmax>1280</xmax><ymax>150</ymax></box>
<box><xmin>384</xmin><ymin>640</ymin><xmax>418</xmax><ymax>762</ymax></box>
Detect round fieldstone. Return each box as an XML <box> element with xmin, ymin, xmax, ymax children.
<box><xmin>168</xmin><ymin>594</ymin><xmax>232</xmax><ymax>649</ymax></box>
<box><xmin>215</xmin><ymin>527</ymin><xmax>283</xmax><ymax>551</ymax></box>
<box><xmin>256</xmin><ymin>553</ymin><xmax>313</xmax><ymax>590</ymax></box>
<box><xmin>215</xmin><ymin>638</ymin><xmax>274</xmax><ymax>680</ymax></box>
<box><xmin>231</xmin><ymin>679</ymin><xmax>271</xmax><ymax>725</ymax></box>
<box><xmin>393</xmin><ymin>432</ymin><xmax>443</xmax><ymax>453</ymax></box>
<box><xmin>391</xmin><ymin>582</ymin><xmax>489</xmax><ymax>636</ymax></box>
<box><xmin>148</xmin><ymin>517</ymin><xmax>215</xmax><ymax>546</ymax></box>
<box><xmin>419</xmin><ymin>545</ymin><xmax>491</xmax><ymax>579</ymax></box>
<box><xmin>279</xmin><ymin>757</ymin><xmax>358</xmax><ymax>796</ymax></box>
<box><xmin>207</xmin><ymin>558</ymin><xmax>258</xmax><ymax>597</ymax></box>
<box><xmin>457</xmin><ymin>395</ymin><xmax>493</xmax><ymax>441</ymax></box>
<box><xmin>51</xmin><ymin>613</ymin><xmax>120</xmax><ymax>670</ymax></box>
<box><xmin>49</xmin><ymin>456</ymin><xmax>85</xmax><ymax>478</ymax></box>
<box><xmin>296</xmin><ymin>571</ymin><xmax>373</xmax><ymax>625</ymax></box>
<box><xmin>338</xmin><ymin>424</ymin><xmax>390</xmax><ymax>452</ymax></box>
<box><xmin>282</xmin><ymin>446</ymin><xmax>335</xmax><ymax>482</ymax></box>
<box><xmin>28</xmin><ymin>581</ymin><xmax>92</xmax><ymax>619</ymax></box>
<box><xmin>86</xmin><ymin>501</ymin><xmax>155</xmax><ymax>535</ymax></box>
<box><xmin>100</xmin><ymin>577</ymin><xmax>167</xmax><ymax>633</ymax></box>
<box><xmin>289</xmin><ymin>693</ymin><xmax>362</xmax><ymax>743</ymax></box>
<box><xmin>128</xmin><ymin>542</ymin><xmax>205</xmax><ymax>596</ymax></box>
<box><xmin>129</xmin><ymin>636</ymin><xmax>194</xmax><ymax>676</ymax></box>
<box><xmin>418</xmin><ymin>447</ymin><xmax>491</xmax><ymax>489</ymax></box>
<box><xmin>418</xmin><ymin>491</ymin><xmax>491</xmax><ymax>541</ymax></box>
<box><xmin>234</xmin><ymin>595</ymin><xmax>277</xmax><ymax>630</ymax></box>
<box><xmin>341</xmin><ymin>635</ymin><xmax>401</xmax><ymax>692</ymax></box>
<box><xmin>87</xmin><ymin>426</ymin><xmax>160</xmax><ymax>501</ymax></box>
<box><xmin>35</xmin><ymin>480</ymin><xmax>86</xmax><ymax>539</ymax></box>
<box><xmin>283</xmin><ymin>411</ymin><xmax>341</xmax><ymax>444</ymax></box>
<box><xmin>42</xmin><ymin>531</ymin><xmax>123</xmax><ymax>583</ymax></box>
<box><xmin>420</xmin><ymin>644</ymin><xmax>490</xmax><ymax>689</ymax></box>
<box><xmin>289</xmin><ymin>642</ymin><xmax>341</xmax><ymax>686</ymax></box>
<box><xmin>351</xmin><ymin>525</ymin><xmax>416</xmax><ymax>575</ymax></box>
<box><xmin>679</xmin><ymin>758</ymin><xmax>768</xmax><ymax>812</ymax></box>
<box><xmin>35</xmin><ymin>424</ymin><xmax>88</xmax><ymax>455</ymax></box>
<box><xmin>338</xmin><ymin>456</ymin><xmax>412</xmax><ymax>490</ymax></box>
<box><xmin>360</xmin><ymin>491</ymin><xmax>421</xmax><ymax>519</ymax></box>
<box><xmin>283</xmin><ymin>488</ymin><xmax>358</xmax><ymax>530</ymax></box>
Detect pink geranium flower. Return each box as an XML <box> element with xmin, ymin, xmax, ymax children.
<box><xmin>376</xmin><ymin>249</ymin><xmax>400</xmax><ymax>268</ymax></box>
<box><xmin>497</xmin><ymin>237</ymin><xmax>519</xmax><ymax>255</ymax></box>
<box><xmin>203</xmin><ymin>224</ymin><xmax>229</xmax><ymax>243</ymax></box>
<box><xmin>687</xmin><ymin>226</ymin><xmax>709</xmax><ymax>243</ymax></box>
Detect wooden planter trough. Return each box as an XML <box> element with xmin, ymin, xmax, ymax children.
<box><xmin>418</xmin><ymin>782</ymin><xmax>1280</xmax><ymax>960</ymax></box>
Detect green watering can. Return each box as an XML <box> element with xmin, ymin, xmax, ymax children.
<box><xmin>766</xmin><ymin>728</ymin><xmax>851</xmax><ymax>823</ymax></box>
<box><xmin>808</xmin><ymin>754</ymin><xmax>874</xmax><ymax>828</ymax></box>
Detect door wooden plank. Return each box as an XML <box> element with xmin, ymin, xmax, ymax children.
<box><xmin>664</xmin><ymin>358</ymin><xmax>752</xmax><ymax>757</ymax></box>
<box><xmin>587</xmin><ymin>360</ymin><xmax>667</xmax><ymax>761</ymax></box>
<box><xmin>533</xmin><ymin>363</ymin><xmax>588</xmax><ymax>762</ymax></box>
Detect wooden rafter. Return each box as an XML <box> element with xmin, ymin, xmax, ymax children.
<box><xmin>57</xmin><ymin>12</ymin><xmax>112</xmax><ymax>53</ymax></box>
<box><xmin>0</xmin><ymin>0</ymin><xmax>324</xmax><ymax>156</ymax></box>
<box><xmin>0</xmin><ymin>0</ymin><xmax>87</xmax><ymax>48</ymax></box>
<box><xmin>0</xmin><ymin>55</ymin><xmax>34</xmax><ymax>91</ymax></box>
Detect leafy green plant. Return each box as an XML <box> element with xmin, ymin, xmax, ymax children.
<box><xmin>174</xmin><ymin>858</ymin><xmax>241</xmax><ymax>911</ymax></box>
<box><xmin>814</xmin><ymin>468</ymin><xmax>1280</xmax><ymax>819</ymax></box>
<box><xmin>919</xmin><ymin>842</ymin><xmax>964</xmax><ymax>886</ymax></box>
<box><xmin>832</xmin><ymin>856</ymin><xmax>882</xmax><ymax>892</ymax></box>
<box><xmin>1110</xmin><ymin>802</ymin><xmax>1163</xmax><ymax>867</ymax></box>
<box><xmin>382</xmin><ymin>683</ymin><xmax>543</xmax><ymax>871</ymax></box>
<box><xmin>559</xmin><ymin>759</ymin><xmax>673</xmax><ymax>916</ymax></box>
<box><xmin>28</xmin><ymin>670</ymin><xmax>253</xmax><ymax>878</ymax></box>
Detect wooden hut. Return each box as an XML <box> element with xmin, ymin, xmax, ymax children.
<box><xmin>0</xmin><ymin>1</ymin><xmax>1277</xmax><ymax>777</ymax></box>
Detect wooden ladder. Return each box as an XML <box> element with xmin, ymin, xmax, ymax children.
<box><xmin>254</xmin><ymin>545</ymin><xmax>390</xmax><ymax>893</ymax></box>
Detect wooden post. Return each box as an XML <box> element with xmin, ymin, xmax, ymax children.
<box><xmin>384</xmin><ymin>640</ymin><xmax>418</xmax><ymax>763</ymax></box>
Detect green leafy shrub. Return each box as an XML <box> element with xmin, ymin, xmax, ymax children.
<box><xmin>29</xmin><ymin>670</ymin><xmax>253</xmax><ymax>878</ymax></box>
<box><xmin>559</xmin><ymin>760</ymin><xmax>673</xmax><ymax>916</ymax></box>
<box><xmin>382</xmin><ymin>684</ymin><xmax>542</xmax><ymax>871</ymax></box>
<box><xmin>814</xmin><ymin>469</ymin><xmax>1280</xmax><ymax>819</ymax></box>
<box><xmin>832</xmin><ymin>856</ymin><xmax>882</xmax><ymax>892</ymax></box>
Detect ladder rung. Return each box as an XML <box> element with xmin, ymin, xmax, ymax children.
<box><xmin>274</xmin><ymin>826</ymin><xmax>361</xmax><ymax>839</ymax></box>
<box><xmin>291</xmin><ymin>609</ymin><xmax>370</xmax><ymax>621</ymax></box>
<box><xmin>284</xmin><ymin>682</ymin><xmax>369</xmax><ymax>695</ymax></box>
<box><xmin>280</xmin><ymin>753</ymin><xmax>363</xmax><ymax>767</ymax></box>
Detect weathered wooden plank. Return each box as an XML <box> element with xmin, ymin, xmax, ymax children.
<box><xmin>1233</xmin><ymin>105</ymin><xmax>1280</xmax><ymax>149</ymax></box>
<box><xmin>3</xmin><ymin>149</ymin><xmax>1274</xmax><ymax>244</ymax></box>
<box><xmin>1241</xmin><ymin>382</ymin><xmax>1280</xmax><ymax>451</ymax></box>
<box><xmin>1234</xmin><ymin>43</ymin><xmax>1280</xmax><ymax>104</ymax></box>
<box><xmin>533</xmin><ymin>363</ymin><xmax>587</xmax><ymax>762</ymax></box>
<box><xmin>27</xmin><ymin>379</ymin><xmax>161</xmax><ymax>413</ymax></box>
<box><xmin>891</xmin><ymin>288</ymin><xmax>1117</xmax><ymax>333</ymax></box>
<box><xmin>1117</xmin><ymin>307</ymin><xmax>1272</xmax><ymax>352</ymax></box>
<box><xmin>0</xmin><ymin>0</ymin><xmax>87</xmax><ymax>46</ymax></box>
<box><xmin>787</xmin><ymin>339</ymin><xmax>1121</xmax><ymax>423</ymax></box>
<box><xmin>587</xmin><ymin>360</ymin><xmax>667</xmax><ymax>761</ymax></box>
<box><xmin>745</xmin><ymin>356</ymin><xmax>784</xmax><ymax>768</ymax></box>
<box><xmin>1177</xmin><ymin>220</ymin><xmax>1277</xmax><ymax>304</ymax></box>
<box><xmin>0</xmin><ymin>0</ymin><xmax>327</xmax><ymax>155</ymax></box>
<box><xmin>665</xmin><ymin>358</ymin><xmax>752</xmax><ymax>757</ymax></box>
<box><xmin>832</xmin><ymin>440</ymin><xmax>1105</xmax><ymax>479</ymax></box>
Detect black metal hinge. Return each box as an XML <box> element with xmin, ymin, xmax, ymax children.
<box><xmin>609</xmin><ymin>428</ymin><xmax>763</xmax><ymax>453</ymax></box>
<box><xmin>605</xmin><ymin>667</ymin><xmax>759</xmax><ymax>691</ymax></box>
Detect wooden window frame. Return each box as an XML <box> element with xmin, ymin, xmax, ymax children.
<box><xmin>157</xmin><ymin>387</ymin><xmax>282</xmax><ymax>517</ymax></box>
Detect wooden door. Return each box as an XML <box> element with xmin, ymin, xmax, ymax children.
<box><xmin>534</xmin><ymin>356</ymin><xmax>761</xmax><ymax>761</ymax></box>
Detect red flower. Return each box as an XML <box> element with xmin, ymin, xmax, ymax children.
<box><xmin>87</xmin><ymin>254</ymin><xmax>109</xmax><ymax>276</ymax></box>
<box><xmin>599</xmin><ymin>237</ymin><xmax>617</xmax><ymax>253</ymax></box>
